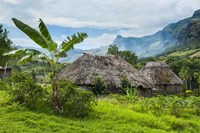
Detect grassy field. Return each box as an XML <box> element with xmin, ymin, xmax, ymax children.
<box><xmin>167</xmin><ymin>49</ymin><xmax>200</xmax><ymax>58</ymax></box>
<box><xmin>1</xmin><ymin>90</ymin><xmax>200</xmax><ymax>133</ymax></box>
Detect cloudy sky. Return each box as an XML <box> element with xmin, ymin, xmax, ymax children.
<box><xmin>1</xmin><ymin>0</ymin><xmax>200</xmax><ymax>49</ymax></box>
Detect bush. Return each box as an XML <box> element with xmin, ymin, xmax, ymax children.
<box><xmin>121</xmin><ymin>76</ymin><xmax>132</xmax><ymax>90</ymax></box>
<box><xmin>120</xmin><ymin>76</ymin><xmax>137</xmax><ymax>97</ymax></box>
<box><xmin>58</xmin><ymin>80</ymin><xmax>97</xmax><ymax>118</ymax></box>
<box><xmin>168</xmin><ymin>96</ymin><xmax>188</xmax><ymax>117</ymax></box>
<box><xmin>188</xmin><ymin>96</ymin><xmax>200</xmax><ymax>116</ymax></box>
<box><xmin>8</xmin><ymin>72</ymin><xmax>46</xmax><ymax>109</ymax></box>
<box><xmin>0</xmin><ymin>79</ymin><xmax>10</xmax><ymax>90</ymax></box>
<box><xmin>147</xmin><ymin>95</ymin><xmax>168</xmax><ymax>116</ymax></box>
<box><xmin>92</xmin><ymin>76</ymin><xmax>107</xmax><ymax>96</ymax></box>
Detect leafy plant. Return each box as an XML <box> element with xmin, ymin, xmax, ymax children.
<box><xmin>57</xmin><ymin>80</ymin><xmax>96</xmax><ymax>118</ymax></box>
<box><xmin>168</xmin><ymin>96</ymin><xmax>188</xmax><ymax>117</ymax></box>
<box><xmin>0</xmin><ymin>24</ymin><xmax>15</xmax><ymax>66</ymax></box>
<box><xmin>3</xmin><ymin>18</ymin><xmax>87</xmax><ymax>113</ymax></box>
<box><xmin>0</xmin><ymin>79</ymin><xmax>10</xmax><ymax>91</ymax></box>
<box><xmin>92</xmin><ymin>76</ymin><xmax>107</xmax><ymax>96</ymax></box>
<box><xmin>107</xmin><ymin>45</ymin><xmax>138</xmax><ymax>66</ymax></box>
<box><xmin>8</xmin><ymin>72</ymin><xmax>46</xmax><ymax>109</ymax></box>
<box><xmin>148</xmin><ymin>95</ymin><xmax>168</xmax><ymax>116</ymax></box>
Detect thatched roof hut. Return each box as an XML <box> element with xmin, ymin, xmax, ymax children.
<box><xmin>140</xmin><ymin>62</ymin><xmax>183</xmax><ymax>95</ymax></box>
<box><xmin>57</xmin><ymin>53</ymin><xmax>153</xmax><ymax>94</ymax></box>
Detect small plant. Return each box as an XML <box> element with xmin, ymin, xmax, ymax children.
<box><xmin>148</xmin><ymin>95</ymin><xmax>167</xmax><ymax>116</ymax></box>
<box><xmin>121</xmin><ymin>76</ymin><xmax>137</xmax><ymax>99</ymax></box>
<box><xmin>121</xmin><ymin>76</ymin><xmax>132</xmax><ymax>93</ymax></box>
<box><xmin>8</xmin><ymin>72</ymin><xmax>46</xmax><ymax>109</ymax></box>
<box><xmin>92</xmin><ymin>76</ymin><xmax>107</xmax><ymax>96</ymax></box>
<box><xmin>168</xmin><ymin>96</ymin><xmax>188</xmax><ymax>117</ymax></box>
<box><xmin>0</xmin><ymin>79</ymin><xmax>10</xmax><ymax>91</ymax></box>
<box><xmin>189</xmin><ymin>96</ymin><xmax>200</xmax><ymax>116</ymax></box>
<box><xmin>58</xmin><ymin>80</ymin><xmax>97</xmax><ymax>118</ymax></box>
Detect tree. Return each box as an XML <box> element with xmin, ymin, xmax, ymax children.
<box><xmin>107</xmin><ymin>45</ymin><xmax>119</xmax><ymax>55</ymax></box>
<box><xmin>107</xmin><ymin>45</ymin><xmax>138</xmax><ymax>66</ymax></box>
<box><xmin>3</xmin><ymin>18</ymin><xmax>87</xmax><ymax>113</ymax></box>
<box><xmin>194</xmin><ymin>72</ymin><xmax>200</xmax><ymax>89</ymax></box>
<box><xmin>179</xmin><ymin>66</ymin><xmax>192</xmax><ymax>90</ymax></box>
<box><xmin>0</xmin><ymin>24</ymin><xmax>14</xmax><ymax>66</ymax></box>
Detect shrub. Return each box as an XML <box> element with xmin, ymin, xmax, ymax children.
<box><xmin>120</xmin><ymin>76</ymin><xmax>137</xmax><ymax>97</ymax></box>
<box><xmin>8</xmin><ymin>72</ymin><xmax>46</xmax><ymax>109</ymax></box>
<box><xmin>121</xmin><ymin>76</ymin><xmax>132</xmax><ymax>90</ymax></box>
<box><xmin>188</xmin><ymin>96</ymin><xmax>200</xmax><ymax>116</ymax></box>
<box><xmin>148</xmin><ymin>95</ymin><xmax>168</xmax><ymax>116</ymax></box>
<box><xmin>192</xmin><ymin>88</ymin><xmax>200</xmax><ymax>96</ymax></box>
<box><xmin>92</xmin><ymin>76</ymin><xmax>107</xmax><ymax>96</ymax></box>
<box><xmin>0</xmin><ymin>79</ymin><xmax>10</xmax><ymax>90</ymax></box>
<box><xmin>58</xmin><ymin>80</ymin><xmax>97</xmax><ymax>118</ymax></box>
<box><xmin>168</xmin><ymin>96</ymin><xmax>188</xmax><ymax>117</ymax></box>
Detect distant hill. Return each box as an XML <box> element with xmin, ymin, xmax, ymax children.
<box><xmin>59</xmin><ymin>46</ymin><xmax>108</xmax><ymax>62</ymax></box>
<box><xmin>17</xmin><ymin>45</ymin><xmax>108</xmax><ymax>63</ymax></box>
<box><xmin>113</xmin><ymin>9</ymin><xmax>200</xmax><ymax>58</ymax></box>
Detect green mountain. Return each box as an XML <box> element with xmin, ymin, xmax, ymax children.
<box><xmin>113</xmin><ymin>9</ymin><xmax>200</xmax><ymax>57</ymax></box>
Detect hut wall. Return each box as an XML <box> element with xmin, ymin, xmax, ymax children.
<box><xmin>154</xmin><ymin>84</ymin><xmax>182</xmax><ymax>95</ymax></box>
<box><xmin>0</xmin><ymin>69</ymin><xmax>11</xmax><ymax>80</ymax></box>
<box><xmin>137</xmin><ymin>87</ymin><xmax>152</xmax><ymax>97</ymax></box>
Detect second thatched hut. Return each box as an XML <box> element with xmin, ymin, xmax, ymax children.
<box><xmin>140</xmin><ymin>62</ymin><xmax>183</xmax><ymax>95</ymax></box>
<box><xmin>57</xmin><ymin>53</ymin><xmax>153</xmax><ymax>97</ymax></box>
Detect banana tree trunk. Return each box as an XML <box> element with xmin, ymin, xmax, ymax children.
<box><xmin>52</xmin><ymin>69</ymin><xmax>61</xmax><ymax>113</ymax></box>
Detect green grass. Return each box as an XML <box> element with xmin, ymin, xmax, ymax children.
<box><xmin>0</xmin><ymin>91</ymin><xmax>200</xmax><ymax>133</ymax></box>
<box><xmin>168</xmin><ymin>49</ymin><xmax>200</xmax><ymax>57</ymax></box>
<box><xmin>190</xmin><ymin>51</ymin><xmax>200</xmax><ymax>58</ymax></box>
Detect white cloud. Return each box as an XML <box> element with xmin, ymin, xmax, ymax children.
<box><xmin>1</xmin><ymin>0</ymin><xmax>200</xmax><ymax>31</ymax></box>
<box><xmin>3</xmin><ymin>0</ymin><xmax>23</xmax><ymax>5</ymax></box>
<box><xmin>12</xmin><ymin>38</ymin><xmax>40</xmax><ymax>48</ymax></box>
<box><xmin>75</xmin><ymin>33</ymin><xmax>116</xmax><ymax>50</ymax></box>
<box><xmin>11</xmin><ymin>33</ymin><xmax>116</xmax><ymax>50</ymax></box>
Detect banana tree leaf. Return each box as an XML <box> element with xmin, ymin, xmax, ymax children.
<box><xmin>38</xmin><ymin>19</ymin><xmax>58</xmax><ymax>51</ymax></box>
<box><xmin>54</xmin><ymin>49</ymin><xmax>67</xmax><ymax>58</ymax></box>
<box><xmin>17</xmin><ymin>54</ymin><xmax>33</xmax><ymax>64</ymax></box>
<box><xmin>3</xmin><ymin>49</ymin><xmax>42</xmax><ymax>56</ymax></box>
<box><xmin>3</xmin><ymin>49</ymin><xmax>26</xmax><ymax>56</ymax></box>
<box><xmin>61</xmin><ymin>32</ymin><xmax>87</xmax><ymax>52</ymax></box>
<box><xmin>12</xmin><ymin>18</ymin><xmax>50</xmax><ymax>51</ymax></box>
<box><xmin>25</xmin><ymin>49</ymin><xmax>43</xmax><ymax>55</ymax></box>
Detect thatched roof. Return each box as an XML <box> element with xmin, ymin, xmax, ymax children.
<box><xmin>140</xmin><ymin>62</ymin><xmax>183</xmax><ymax>85</ymax></box>
<box><xmin>57</xmin><ymin>53</ymin><xmax>153</xmax><ymax>89</ymax></box>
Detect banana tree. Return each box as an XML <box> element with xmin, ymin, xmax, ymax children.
<box><xmin>3</xmin><ymin>18</ymin><xmax>87</xmax><ymax>112</ymax></box>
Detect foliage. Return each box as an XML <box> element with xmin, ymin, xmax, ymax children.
<box><xmin>147</xmin><ymin>95</ymin><xmax>168</xmax><ymax>116</ymax></box>
<box><xmin>0</xmin><ymin>95</ymin><xmax>200</xmax><ymax>132</ymax></box>
<box><xmin>0</xmin><ymin>24</ymin><xmax>14</xmax><ymax>66</ymax></box>
<box><xmin>121</xmin><ymin>76</ymin><xmax>132</xmax><ymax>91</ymax></box>
<box><xmin>57</xmin><ymin>80</ymin><xmax>96</xmax><ymax>118</ymax></box>
<box><xmin>189</xmin><ymin>96</ymin><xmax>200</xmax><ymax>116</ymax></box>
<box><xmin>120</xmin><ymin>76</ymin><xmax>137</xmax><ymax>98</ymax></box>
<box><xmin>0</xmin><ymin>90</ymin><xmax>11</xmax><ymax>105</ymax></box>
<box><xmin>0</xmin><ymin>79</ymin><xmax>10</xmax><ymax>91</ymax></box>
<box><xmin>92</xmin><ymin>76</ymin><xmax>107</xmax><ymax>96</ymax></box>
<box><xmin>3</xmin><ymin>18</ymin><xmax>87</xmax><ymax>113</ymax></box>
<box><xmin>107</xmin><ymin>45</ymin><xmax>138</xmax><ymax>67</ymax></box>
<box><xmin>8</xmin><ymin>72</ymin><xmax>46</xmax><ymax>109</ymax></box>
<box><xmin>168</xmin><ymin>96</ymin><xmax>188</xmax><ymax>117</ymax></box>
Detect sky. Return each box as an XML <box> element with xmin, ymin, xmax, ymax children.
<box><xmin>1</xmin><ymin>0</ymin><xmax>200</xmax><ymax>49</ymax></box>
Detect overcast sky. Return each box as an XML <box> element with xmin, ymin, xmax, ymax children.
<box><xmin>1</xmin><ymin>0</ymin><xmax>200</xmax><ymax>49</ymax></box>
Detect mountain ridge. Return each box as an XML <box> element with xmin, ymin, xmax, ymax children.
<box><xmin>113</xmin><ymin>9</ymin><xmax>200</xmax><ymax>58</ymax></box>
